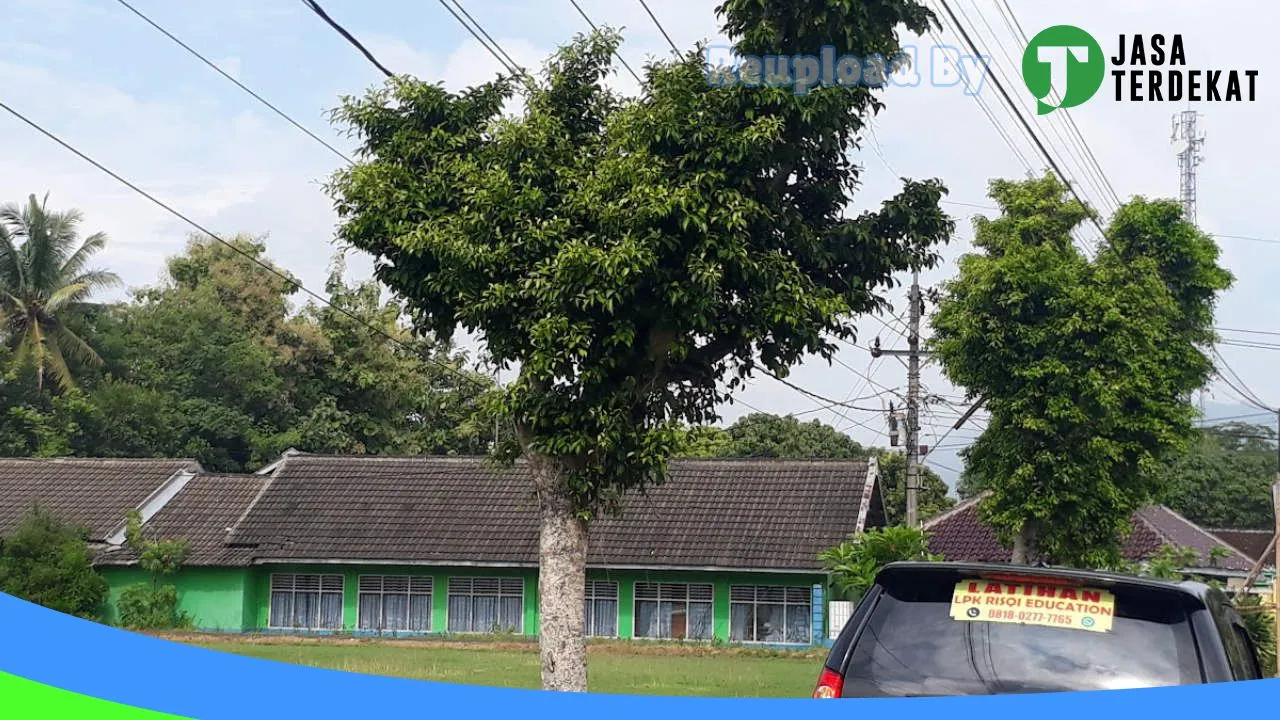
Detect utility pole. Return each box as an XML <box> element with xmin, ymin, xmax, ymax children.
<box><xmin>872</xmin><ymin>271</ymin><xmax>926</xmax><ymax>528</ymax></box>
<box><xmin>905</xmin><ymin>273</ymin><xmax>922</xmax><ymax>529</ymax></box>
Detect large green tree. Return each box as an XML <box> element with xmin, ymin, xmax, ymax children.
<box><xmin>931</xmin><ymin>175</ymin><xmax>1231</xmax><ymax>567</ymax></box>
<box><xmin>0</xmin><ymin>193</ymin><xmax>120</xmax><ymax>390</ymax></box>
<box><xmin>326</xmin><ymin>1</ymin><xmax>950</xmax><ymax>691</ymax></box>
<box><xmin>2</xmin><ymin>234</ymin><xmax>495</xmax><ymax>468</ymax></box>
<box><xmin>1159</xmin><ymin>422</ymin><xmax>1278</xmax><ymax>529</ymax></box>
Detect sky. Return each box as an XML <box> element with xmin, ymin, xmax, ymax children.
<box><xmin>1</xmin><ymin>0</ymin><xmax>1276</xmax><ymax>488</ymax></box>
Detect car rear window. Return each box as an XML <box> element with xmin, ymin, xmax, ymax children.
<box><xmin>840</xmin><ymin>572</ymin><xmax>1204</xmax><ymax>696</ymax></box>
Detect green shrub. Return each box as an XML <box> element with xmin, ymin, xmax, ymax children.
<box><xmin>0</xmin><ymin>506</ymin><xmax>107</xmax><ymax>619</ymax></box>
<box><xmin>819</xmin><ymin>525</ymin><xmax>941</xmax><ymax>603</ymax></box>
<box><xmin>1236</xmin><ymin>594</ymin><xmax>1276</xmax><ymax>675</ymax></box>
<box><xmin>118</xmin><ymin>584</ymin><xmax>192</xmax><ymax>630</ymax></box>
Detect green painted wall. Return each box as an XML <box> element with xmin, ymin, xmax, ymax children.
<box><xmin>101</xmin><ymin>566</ymin><xmax>254</xmax><ymax>632</ymax></box>
<box><xmin>106</xmin><ymin>563</ymin><xmax>824</xmax><ymax>644</ymax></box>
<box><xmin>590</xmin><ymin>568</ymin><xmax>822</xmax><ymax>643</ymax></box>
<box><xmin>252</xmin><ymin>564</ymin><xmax>540</xmax><ymax>637</ymax></box>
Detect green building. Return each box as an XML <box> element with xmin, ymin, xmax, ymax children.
<box><xmin>1</xmin><ymin>453</ymin><xmax>886</xmax><ymax>646</ymax></box>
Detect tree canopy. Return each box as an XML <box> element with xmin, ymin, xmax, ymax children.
<box><xmin>931</xmin><ymin>174</ymin><xmax>1232</xmax><ymax>567</ymax></box>
<box><xmin>325</xmin><ymin>0</ymin><xmax>951</xmax><ymax>690</ymax></box>
<box><xmin>1158</xmin><ymin>422</ymin><xmax>1278</xmax><ymax>530</ymax></box>
<box><xmin>0</xmin><ymin>232</ymin><xmax>496</xmax><ymax>470</ymax></box>
<box><xmin>674</xmin><ymin>412</ymin><xmax>954</xmax><ymax>524</ymax></box>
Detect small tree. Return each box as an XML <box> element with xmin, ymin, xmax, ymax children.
<box><xmin>0</xmin><ymin>505</ymin><xmax>107</xmax><ymax>619</ymax></box>
<box><xmin>819</xmin><ymin>526</ymin><xmax>941</xmax><ymax>603</ymax></box>
<box><xmin>117</xmin><ymin>510</ymin><xmax>191</xmax><ymax>630</ymax></box>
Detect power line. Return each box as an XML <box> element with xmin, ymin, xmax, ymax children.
<box><xmin>1212</xmin><ymin>347</ymin><xmax>1273</xmax><ymax>412</ymax></box>
<box><xmin>1220</xmin><ymin>339</ymin><xmax>1280</xmax><ymax>352</ymax></box>
<box><xmin>923</xmin><ymin>17</ymin><xmax>1035</xmax><ymax>175</ymax></box>
<box><xmin>935</xmin><ymin>0</ymin><xmax>1106</xmax><ymax>254</ymax></box>
<box><xmin>762</xmin><ymin>370</ymin><xmax>889</xmax><ymax>413</ymax></box>
<box><xmin>637</xmin><ymin>0</ymin><xmax>679</xmax><ymax>55</ymax></box>
<box><xmin>115</xmin><ymin>0</ymin><xmax>352</xmax><ymax>165</ymax></box>
<box><xmin>1219</xmin><ymin>326</ymin><xmax>1280</xmax><ymax>338</ymax></box>
<box><xmin>991</xmin><ymin>0</ymin><xmax>1121</xmax><ymax>212</ymax></box>
<box><xmin>443</xmin><ymin>0</ymin><xmax>526</xmax><ymax>76</ymax></box>
<box><xmin>959</xmin><ymin>0</ymin><xmax>1116</xmax><ymax>218</ymax></box>
<box><xmin>567</xmin><ymin>0</ymin><xmax>642</xmax><ymax>84</ymax></box>
<box><xmin>1197</xmin><ymin>411</ymin><xmax>1278</xmax><ymax>425</ymax></box>
<box><xmin>1214</xmin><ymin>232</ymin><xmax>1280</xmax><ymax>246</ymax></box>
<box><xmin>300</xmin><ymin>0</ymin><xmax>395</xmax><ymax>77</ymax></box>
<box><xmin>0</xmin><ymin>99</ymin><xmax>492</xmax><ymax>394</ymax></box>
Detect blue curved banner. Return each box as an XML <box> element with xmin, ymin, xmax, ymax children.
<box><xmin>0</xmin><ymin>591</ymin><xmax>1275</xmax><ymax>717</ymax></box>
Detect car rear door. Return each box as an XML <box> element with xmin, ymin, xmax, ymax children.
<box><xmin>836</xmin><ymin>567</ymin><xmax>1207</xmax><ymax>696</ymax></box>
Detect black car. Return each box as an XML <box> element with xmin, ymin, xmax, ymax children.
<box><xmin>814</xmin><ymin>561</ymin><xmax>1265</xmax><ymax>697</ymax></box>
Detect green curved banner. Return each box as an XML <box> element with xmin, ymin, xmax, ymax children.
<box><xmin>0</xmin><ymin>671</ymin><xmax>190</xmax><ymax>719</ymax></box>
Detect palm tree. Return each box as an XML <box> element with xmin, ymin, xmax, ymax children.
<box><xmin>0</xmin><ymin>193</ymin><xmax>120</xmax><ymax>391</ymax></box>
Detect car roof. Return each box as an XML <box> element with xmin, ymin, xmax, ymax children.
<box><xmin>878</xmin><ymin>560</ymin><xmax>1218</xmax><ymax>602</ymax></box>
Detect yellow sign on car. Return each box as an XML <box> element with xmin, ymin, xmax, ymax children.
<box><xmin>950</xmin><ymin>579</ymin><xmax>1116</xmax><ymax>633</ymax></box>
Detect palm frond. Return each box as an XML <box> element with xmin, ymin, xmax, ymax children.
<box><xmin>60</xmin><ymin>231</ymin><xmax>109</xmax><ymax>280</ymax></box>
<box><xmin>52</xmin><ymin>322</ymin><xmax>102</xmax><ymax>369</ymax></box>
<box><xmin>41</xmin><ymin>333</ymin><xmax>77</xmax><ymax>392</ymax></box>
<box><xmin>43</xmin><ymin>282</ymin><xmax>90</xmax><ymax>314</ymax></box>
<box><xmin>11</xmin><ymin>316</ymin><xmax>43</xmax><ymax>381</ymax></box>
<box><xmin>0</xmin><ymin>224</ymin><xmax>22</xmax><ymax>290</ymax></box>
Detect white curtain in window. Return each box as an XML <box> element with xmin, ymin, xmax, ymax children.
<box><xmin>293</xmin><ymin>592</ymin><xmax>318</xmax><ymax>628</ymax></box>
<box><xmin>635</xmin><ymin>600</ymin><xmax>660</xmax><ymax>638</ymax></box>
<box><xmin>358</xmin><ymin>593</ymin><xmax>380</xmax><ymax>630</ymax></box>
<box><xmin>688</xmin><ymin>602</ymin><xmax>714</xmax><ymax>640</ymax></box>
<box><xmin>472</xmin><ymin>595</ymin><xmax>498</xmax><ymax>632</ymax></box>
<box><xmin>447</xmin><ymin>595</ymin><xmax>471</xmax><ymax>632</ymax></box>
<box><xmin>499</xmin><ymin>597</ymin><xmax>523</xmax><ymax>632</ymax></box>
<box><xmin>270</xmin><ymin>592</ymin><xmax>293</xmax><ymax>628</ymax></box>
<box><xmin>409</xmin><ymin>594</ymin><xmax>431</xmax><ymax>631</ymax></box>
<box><xmin>320</xmin><ymin>592</ymin><xmax>343</xmax><ymax>629</ymax></box>
<box><xmin>785</xmin><ymin>605</ymin><xmax>812</xmax><ymax>644</ymax></box>
<box><xmin>383</xmin><ymin>594</ymin><xmax>409</xmax><ymax>630</ymax></box>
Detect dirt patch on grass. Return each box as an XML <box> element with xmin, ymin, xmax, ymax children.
<box><xmin>152</xmin><ymin>632</ymin><xmax>826</xmax><ymax>660</ymax></box>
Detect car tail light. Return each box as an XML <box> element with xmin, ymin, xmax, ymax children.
<box><xmin>813</xmin><ymin>667</ymin><xmax>844</xmax><ymax>698</ymax></box>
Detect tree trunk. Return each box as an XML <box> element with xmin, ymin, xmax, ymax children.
<box><xmin>531</xmin><ymin>454</ymin><xmax>589</xmax><ymax>692</ymax></box>
<box><xmin>1011</xmin><ymin>523</ymin><xmax>1037</xmax><ymax>565</ymax></box>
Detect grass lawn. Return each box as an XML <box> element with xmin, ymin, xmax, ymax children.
<box><xmin>169</xmin><ymin>635</ymin><xmax>823</xmax><ymax>698</ymax></box>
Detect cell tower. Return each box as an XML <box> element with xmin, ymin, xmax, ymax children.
<box><xmin>1171</xmin><ymin>110</ymin><xmax>1205</xmax><ymax>225</ymax></box>
<box><xmin>1172</xmin><ymin>110</ymin><xmax>1207</xmax><ymax>414</ymax></box>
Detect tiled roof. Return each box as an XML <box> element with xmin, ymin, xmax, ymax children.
<box><xmin>925</xmin><ymin>493</ymin><xmax>1254</xmax><ymax>572</ymax></box>
<box><xmin>95</xmin><ymin>474</ymin><xmax>268</xmax><ymax>567</ymax></box>
<box><xmin>1209</xmin><ymin>529</ymin><xmax>1274</xmax><ymax>563</ymax></box>
<box><xmin>0</xmin><ymin>458</ymin><xmax>199</xmax><ymax>542</ymax></box>
<box><xmin>227</xmin><ymin>454</ymin><xmax>882</xmax><ymax>572</ymax></box>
